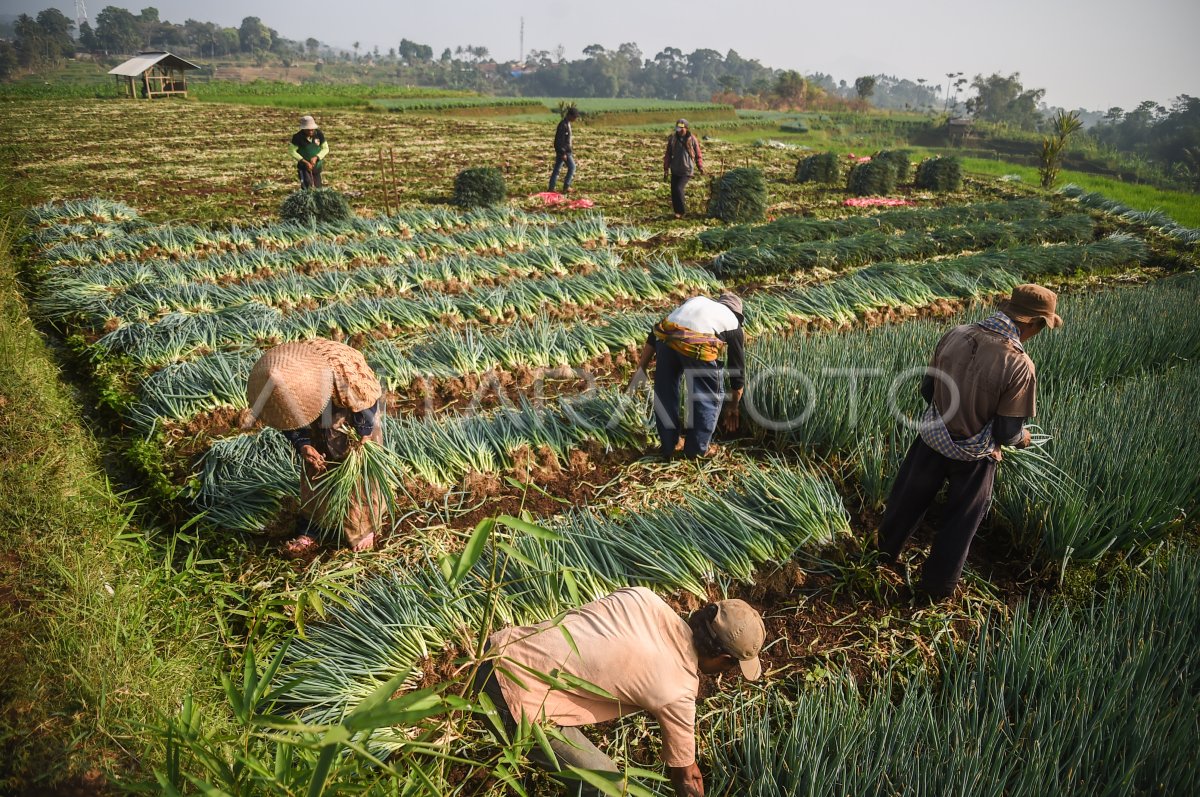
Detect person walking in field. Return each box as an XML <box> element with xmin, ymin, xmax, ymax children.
<box><xmin>290</xmin><ymin>115</ymin><xmax>328</xmax><ymax>190</ymax></box>
<box><xmin>549</xmin><ymin>106</ymin><xmax>580</xmax><ymax>193</ymax></box>
<box><xmin>876</xmin><ymin>284</ymin><xmax>1063</xmax><ymax>598</ymax></box>
<box><xmin>474</xmin><ymin>586</ymin><xmax>766</xmax><ymax>797</ymax></box>
<box><xmin>244</xmin><ymin>338</ymin><xmax>384</xmax><ymax>558</ymax></box>
<box><xmin>630</xmin><ymin>292</ymin><xmax>745</xmax><ymax>459</ymax></box>
<box><xmin>663</xmin><ymin>119</ymin><xmax>704</xmax><ymax>218</ymax></box>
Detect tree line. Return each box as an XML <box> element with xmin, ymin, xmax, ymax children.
<box><xmin>2</xmin><ymin>6</ymin><xmax>1194</xmax><ymax>190</ymax></box>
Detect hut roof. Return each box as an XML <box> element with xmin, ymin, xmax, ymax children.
<box><xmin>108</xmin><ymin>51</ymin><xmax>201</xmax><ymax>77</ymax></box>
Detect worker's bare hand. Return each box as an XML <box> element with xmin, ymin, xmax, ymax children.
<box><xmin>989</xmin><ymin>447</ymin><xmax>1004</xmax><ymax>463</ymax></box>
<box><xmin>300</xmin><ymin>444</ymin><xmax>327</xmax><ymax>474</ymax></box>
<box><xmin>719</xmin><ymin>389</ymin><xmax>743</xmax><ymax>434</ymax></box>
<box><xmin>669</xmin><ymin>763</ymin><xmax>705</xmax><ymax>797</ymax></box>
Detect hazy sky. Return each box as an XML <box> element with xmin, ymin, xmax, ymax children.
<box><xmin>10</xmin><ymin>0</ymin><xmax>1198</xmax><ymax>110</ymax></box>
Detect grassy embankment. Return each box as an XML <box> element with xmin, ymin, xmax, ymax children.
<box><xmin>0</xmin><ymin>153</ymin><xmax>231</xmax><ymax>793</ymax></box>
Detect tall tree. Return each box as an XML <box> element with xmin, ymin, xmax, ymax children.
<box><xmin>775</xmin><ymin>70</ymin><xmax>807</xmax><ymax>108</ymax></box>
<box><xmin>35</xmin><ymin>8</ymin><xmax>75</xmax><ymax>59</ymax></box>
<box><xmin>96</xmin><ymin>5</ymin><xmax>141</xmax><ymax>53</ymax></box>
<box><xmin>967</xmin><ymin>72</ymin><xmax>1046</xmax><ymax>130</ymax></box>
<box><xmin>78</xmin><ymin>21</ymin><xmax>98</xmax><ymax>51</ymax></box>
<box><xmin>238</xmin><ymin>16</ymin><xmax>271</xmax><ymax>53</ymax></box>
<box><xmin>854</xmin><ymin>75</ymin><xmax>876</xmax><ymax>103</ymax></box>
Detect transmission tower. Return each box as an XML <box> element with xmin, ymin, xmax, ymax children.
<box><xmin>519</xmin><ymin>17</ymin><xmax>524</xmax><ymax>63</ymax></box>
<box><xmin>75</xmin><ymin>0</ymin><xmax>89</xmax><ymax>29</ymax></box>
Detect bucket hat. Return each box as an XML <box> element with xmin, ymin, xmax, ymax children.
<box><xmin>716</xmin><ymin>292</ymin><xmax>744</xmax><ymax>319</ymax></box>
<box><xmin>709</xmin><ymin>599</ymin><xmax>766</xmax><ymax>680</ymax></box>
<box><xmin>299</xmin><ymin>115</ymin><xmax>318</xmax><ymax>130</ymax></box>
<box><xmin>998</xmin><ymin>283</ymin><xmax>1063</xmax><ymax>329</ymax></box>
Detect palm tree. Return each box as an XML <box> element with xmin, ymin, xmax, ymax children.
<box><xmin>1039</xmin><ymin>110</ymin><xmax>1083</xmax><ymax>188</ymax></box>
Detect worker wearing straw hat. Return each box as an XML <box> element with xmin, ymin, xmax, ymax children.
<box><xmin>290</xmin><ymin>115</ymin><xmax>328</xmax><ymax>189</ymax></box>
<box><xmin>876</xmin><ymin>284</ymin><xmax>1063</xmax><ymax>599</ymax></box>
<box><xmin>245</xmin><ymin>338</ymin><xmax>384</xmax><ymax>558</ymax></box>
<box><xmin>473</xmin><ymin>587</ymin><xmax>766</xmax><ymax>796</ymax></box>
<box><xmin>630</xmin><ymin>292</ymin><xmax>746</xmax><ymax>459</ymax></box>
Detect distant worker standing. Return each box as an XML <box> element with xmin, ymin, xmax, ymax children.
<box><xmin>631</xmin><ymin>293</ymin><xmax>745</xmax><ymax>459</ymax></box>
<box><xmin>876</xmin><ymin>284</ymin><xmax>1063</xmax><ymax>598</ymax></box>
<box><xmin>475</xmin><ymin>587</ymin><xmax>766</xmax><ymax>797</ymax></box>
<box><xmin>245</xmin><ymin>339</ymin><xmax>384</xmax><ymax>558</ymax></box>
<box><xmin>549</xmin><ymin>106</ymin><xmax>580</xmax><ymax>193</ymax></box>
<box><xmin>663</xmin><ymin>119</ymin><xmax>704</xmax><ymax>219</ymax></box>
<box><xmin>290</xmin><ymin>115</ymin><xmax>328</xmax><ymax>190</ymax></box>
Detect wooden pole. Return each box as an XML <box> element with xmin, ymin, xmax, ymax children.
<box><xmin>378</xmin><ymin>148</ymin><xmax>392</xmax><ymax>216</ymax></box>
<box><xmin>388</xmin><ymin>147</ymin><xmax>399</xmax><ymax>210</ymax></box>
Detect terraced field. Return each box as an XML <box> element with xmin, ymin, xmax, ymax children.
<box><xmin>8</xmin><ymin>98</ymin><xmax>1200</xmax><ymax>794</ymax></box>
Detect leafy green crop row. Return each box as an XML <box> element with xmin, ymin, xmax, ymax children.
<box><xmin>712</xmin><ymin>215</ymin><xmax>1096</xmax><ymax>278</ymax></box>
<box><xmin>698</xmin><ymin>198</ymin><xmax>1050</xmax><ymax>252</ymax></box>
<box><xmin>125</xmin><ymin>237</ymin><xmax>1143</xmax><ymax>429</ymax></box>
<box><xmin>703</xmin><ymin>549</ymin><xmax>1200</xmax><ymax>795</ymax></box>
<box><xmin>93</xmin><ymin>259</ymin><xmax>715</xmax><ymax>367</ymax></box>
<box><xmin>193</xmin><ymin>390</ymin><xmax>652</xmax><ymax>529</ymax></box>
<box><xmin>748</xmin><ymin>274</ymin><xmax>1200</xmax><ymax>565</ymax></box>
<box><xmin>28</xmin><ymin>204</ymin><xmax>572</xmax><ymax>266</ymax></box>
<box><xmin>278</xmin><ymin>462</ymin><xmax>848</xmax><ymax>727</ymax></box>
<box><xmin>1059</xmin><ymin>183</ymin><xmax>1200</xmax><ymax>246</ymax></box>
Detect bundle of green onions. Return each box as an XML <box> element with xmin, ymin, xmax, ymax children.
<box><xmin>307</xmin><ymin>438</ymin><xmax>406</xmax><ymax>542</ymax></box>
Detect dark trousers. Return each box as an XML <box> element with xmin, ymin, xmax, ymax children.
<box><xmin>670</xmin><ymin>173</ymin><xmax>691</xmax><ymax>215</ymax></box>
<box><xmin>653</xmin><ymin>341</ymin><xmax>724</xmax><ymax>458</ymax></box>
<box><xmin>472</xmin><ymin>657</ymin><xmax>620</xmax><ymax>797</ymax></box>
<box><xmin>877</xmin><ymin>437</ymin><xmax>996</xmax><ymax>597</ymax></box>
<box><xmin>298</xmin><ymin>161</ymin><xmax>323</xmax><ymax>189</ymax></box>
<box><xmin>549</xmin><ymin>152</ymin><xmax>576</xmax><ymax>192</ymax></box>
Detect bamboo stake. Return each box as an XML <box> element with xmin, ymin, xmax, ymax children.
<box><xmin>378</xmin><ymin>148</ymin><xmax>392</xmax><ymax>217</ymax></box>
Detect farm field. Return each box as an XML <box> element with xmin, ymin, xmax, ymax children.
<box><xmin>2</xmin><ymin>96</ymin><xmax>1200</xmax><ymax>795</ymax></box>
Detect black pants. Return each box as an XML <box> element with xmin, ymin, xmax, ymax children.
<box><xmin>670</xmin><ymin>173</ymin><xmax>690</xmax><ymax>215</ymax></box>
<box><xmin>877</xmin><ymin>437</ymin><xmax>996</xmax><ymax>597</ymax></box>
<box><xmin>298</xmin><ymin>161</ymin><xmax>323</xmax><ymax>189</ymax></box>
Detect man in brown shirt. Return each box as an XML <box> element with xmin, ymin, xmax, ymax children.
<box><xmin>473</xmin><ymin>587</ymin><xmax>766</xmax><ymax>796</ymax></box>
<box><xmin>876</xmin><ymin>284</ymin><xmax>1063</xmax><ymax>598</ymax></box>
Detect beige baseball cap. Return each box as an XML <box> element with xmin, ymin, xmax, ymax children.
<box><xmin>709</xmin><ymin>599</ymin><xmax>766</xmax><ymax>680</ymax></box>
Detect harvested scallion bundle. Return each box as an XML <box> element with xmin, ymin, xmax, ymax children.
<box><xmin>308</xmin><ymin>437</ymin><xmax>404</xmax><ymax>541</ymax></box>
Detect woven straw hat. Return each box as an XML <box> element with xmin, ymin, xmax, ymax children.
<box><xmin>246</xmin><ymin>339</ymin><xmax>381</xmax><ymax>431</ymax></box>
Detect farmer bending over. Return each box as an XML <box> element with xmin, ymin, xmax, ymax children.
<box><xmin>474</xmin><ymin>587</ymin><xmax>765</xmax><ymax>796</ymax></box>
<box><xmin>876</xmin><ymin>284</ymin><xmax>1063</xmax><ymax>598</ymax></box>
<box><xmin>290</xmin><ymin>115</ymin><xmax>328</xmax><ymax>189</ymax></box>
<box><xmin>630</xmin><ymin>293</ymin><xmax>745</xmax><ymax>459</ymax></box>
<box><xmin>244</xmin><ymin>339</ymin><xmax>384</xmax><ymax>558</ymax></box>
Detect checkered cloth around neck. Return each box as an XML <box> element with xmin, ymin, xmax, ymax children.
<box><xmin>915</xmin><ymin>311</ymin><xmax>1021</xmax><ymax>461</ymax></box>
<box><xmin>976</xmin><ymin>312</ymin><xmax>1024</xmax><ymax>351</ymax></box>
